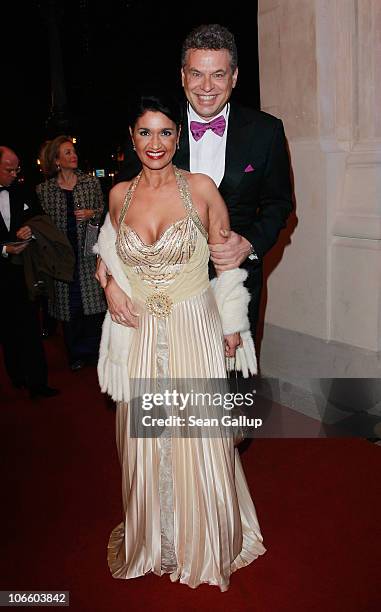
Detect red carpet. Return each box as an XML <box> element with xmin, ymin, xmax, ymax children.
<box><xmin>1</xmin><ymin>333</ymin><xmax>380</xmax><ymax>611</ymax></box>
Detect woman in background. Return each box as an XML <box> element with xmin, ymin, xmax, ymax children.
<box><xmin>37</xmin><ymin>136</ymin><xmax>106</xmax><ymax>370</ymax></box>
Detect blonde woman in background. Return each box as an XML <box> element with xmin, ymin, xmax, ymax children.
<box><xmin>37</xmin><ymin>136</ymin><xmax>106</xmax><ymax>371</ymax></box>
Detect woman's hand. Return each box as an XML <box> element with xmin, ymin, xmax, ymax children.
<box><xmin>74</xmin><ymin>209</ymin><xmax>95</xmax><ymax>222</ymax></box>
<box><xmin>224</xmin><ymin>332</ymin><xmax>241</xmax><ymax>358</ymax></box>
<box><xmin>104</xmin><ymin>276</ymin><xmax>139</xmax><ymax>328</ymax></box>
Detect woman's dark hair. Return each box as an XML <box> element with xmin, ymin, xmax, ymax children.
<box><xmin>181</xmin><ymin>23</ymin><xmax>238</xmax><ymax>72</ymax></box>
<box><xmin>128</xmin><ymin>90</ymin><xmax>183</xmax><ymax>130</ymax></box>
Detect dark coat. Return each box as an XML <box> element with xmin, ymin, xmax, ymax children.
<box><xmin>178</xmin><ymin>102</ymin><xmax>293</xmax><ymax>333</ymax></box>
<box><xmin>21</xmin><ymin>214</ymin><xmax>75</xmax><ymax>301</ymax></box>
<box><xmin>175</xmin><ymin>102</ymin><xmax>293</xmax><ymax>267</ymax></box>
<box><xmin>36</xmin><ymin>171</ymin><xmax>106</xmax><ymax>321</ymax></box>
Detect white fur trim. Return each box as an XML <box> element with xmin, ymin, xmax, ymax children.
<box><xmin>211</xmin><ymin>269</ymin><xmax>257</xmax><ymax>376</ymax></box>
<box><xmin>95</xmin><ymin>214</ymin><xmax>133</xmax><ymax>402</ymax></box>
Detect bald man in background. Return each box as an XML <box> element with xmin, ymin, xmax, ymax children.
<box><xmin>0</xmin><ymin>146</ymin><xmax>58</xmax><ymax>398</ymax></box>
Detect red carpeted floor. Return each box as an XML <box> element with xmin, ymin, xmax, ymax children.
<box><xmin>1</xmin><ymin>333</ymin><xmax>380</xmax><ymax>612</ymax></box>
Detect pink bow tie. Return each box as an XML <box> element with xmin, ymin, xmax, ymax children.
<box><xmin>190</xmin><ymin>115</ymin><xmax>226</xmax><ymax>141</ymax></box>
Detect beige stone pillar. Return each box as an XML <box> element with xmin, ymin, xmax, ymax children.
<box><xmin>258</xmin><ymin>0</ymin><xmax>381</xmax><ymax>377</ymax></box>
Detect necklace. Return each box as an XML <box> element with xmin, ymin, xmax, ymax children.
<box><xmin>58</xmin><ymin>172</ymin><xmax>77</xmax><ymax>190</ymax></box>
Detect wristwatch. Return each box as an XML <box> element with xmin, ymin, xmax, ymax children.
<box><xmin>248</xmin><ymin>243</ymin><xmax>258</xmax><ymax>261</ymax></box>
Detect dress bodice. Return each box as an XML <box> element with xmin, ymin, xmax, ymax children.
<box><xmin>118</xmin><ymin>215</ymin><xmax>198</xmax><ymax>289</ymax></box>
<box><xmin>116</xmin><ymin>167</ymin><xmax>207</xmax><ymax>290</ymax></box>
<box><xmin>116</xmin><ymin>168</ymin><xmax>210</xmax><ymax>316</ymax></box>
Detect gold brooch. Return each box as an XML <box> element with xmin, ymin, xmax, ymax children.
<box><xmin>145</xmin><ymin>290</ymin><xmax>173</xmax><ymax>318</ymax></box>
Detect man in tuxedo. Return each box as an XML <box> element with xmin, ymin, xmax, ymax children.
<box><xmin>174</xmin><ymin>23</ymin><xmax>292</xmax><ymax>336</ymax></box>
<box><xmin>98</xmin><ymin>24</ymin><xmax>292</xmax><ymax>340</ymax></box>
<box><xmin>0</xmin><ymin>146</ymin><xmax>58</xmax><ymax>398</ymax></box>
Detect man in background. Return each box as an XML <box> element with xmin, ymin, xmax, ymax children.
<box><xmin>0</xmin><ymin>146</ymin><xmax>58</xmax><ymax>398</ymax></box>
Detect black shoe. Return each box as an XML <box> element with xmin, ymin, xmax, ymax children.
<box><xmin>70</xmin><ymin>359</ymin><xmax>85</xmax><ymax>372</ymax></box>
<box><xmin>29</xmin><ymin>385</ymin><xmax>60</xmax><ymax>399</ymax></box>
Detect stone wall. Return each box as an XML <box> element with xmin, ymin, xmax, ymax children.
<box><xmin>258</xmin><ymin>0</ymin><xmax>381</xmax><ymax>377</ymax></box>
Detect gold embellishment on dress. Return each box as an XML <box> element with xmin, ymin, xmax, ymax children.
<box><xmin>118</xmin><ymin>171</ymin><xmax>142</xmax><ymax>228</ymax></box>
<box><xmin>145</xmin><ymin>290</ymin><xmax>173</xmax><ymax>318</ymax></box>
<box><xmin>174</xmin><ymin>168</ymin><xmax>208</xmax><ymax>241</ymax></box>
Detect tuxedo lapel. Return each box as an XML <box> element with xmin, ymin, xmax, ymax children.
<box><xmin>0</xmin><ymin>193</ymin><xmax>22</xmax><ymax>241</ymax></box>
<box><xmin>0</xmin><ymin>187</ymin><xmax>21</xmax><ymax>240</ymax></box>
<box><xmin>219</xmin><ymin>102</ymin><xmax>256</xmax><ymax>194</ymax></box>
<box><xmin>0</xmin><ymin>209</ymin><xmax>9</xmax><ymax>238</ymax></box>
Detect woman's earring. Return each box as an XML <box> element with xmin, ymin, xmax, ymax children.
<box><xmin>132</xmin><ymin>143</ymin><xmax>136</xmax><ymax>151</ymax></box>
<box><xmin>56</xmin><ymin>163</ymin><xmax>61</xmax><ymax>170</ymax></box>
<box><xmin>176</xmin><ymin>141</ymin><xmax>180</xmax><ymax>150</ymax></box>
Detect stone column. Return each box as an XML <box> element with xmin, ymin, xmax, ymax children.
<box><xmin>258</xmin><ymin>0</ymin><xmax>381</xmax><ymax>377</ymax></box>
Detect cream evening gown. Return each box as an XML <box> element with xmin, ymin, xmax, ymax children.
<box><xmin>107</xmin><ymin>167</ymin><xmax>265</xmax><ymax>591</ymax></box>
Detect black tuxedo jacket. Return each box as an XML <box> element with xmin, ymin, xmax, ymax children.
<box><xmin>175</xmin><ymin>102</ymin><xmax>292</xmax><ymax>265</ymax></box>
<box><xmin>0</xmin><ymin>182</ymin><xmax>43</xmax><ymax>290</ymax></box>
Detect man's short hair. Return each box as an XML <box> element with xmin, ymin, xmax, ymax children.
<box><xmin>181</xmin><ymin>24</ymin><xmax>238</xmax><ymax>72</ymax></box>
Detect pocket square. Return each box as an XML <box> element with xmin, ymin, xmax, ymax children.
<box><xmin>244</xmin><ymin>164</ymin><xmax>254</xmax><ymax>173</ymax></box>
<box><xmin>23</xmin><ymin>203</ymin><xmax>29</xmax><ymax>210</ymax></box>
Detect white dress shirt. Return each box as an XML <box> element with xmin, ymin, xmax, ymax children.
<box><xmin>0</xmin><ymin>187</ymin><xmax>11</xmax><ymax>257</ymax></box>
<box><xmin>188</xmin><ymin>103</ymin><xmax>229</xmax><ymax>187</ymax></box>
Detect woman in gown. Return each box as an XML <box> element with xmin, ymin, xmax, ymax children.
<box><xmin>99</xmin><ymin>93</ymin><xmax>266</xmax><ymax>591</ymax></box>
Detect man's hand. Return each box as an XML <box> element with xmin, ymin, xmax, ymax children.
<box><xmin>16</xmin><ymin>225</ymin><xmax>32</xmax><ymax>240</ymax></box>
<box><xmin>95</xmin><ymin>258</ymin><xmax>108</xmax><ymax>289</ymax></box>
<box><xmin>209</xmin><ymin>230</ymin><xmax>252</xmax><ymax>272</ymax></box>
<box><xmin>224</xmin><ymin>332</ymin><xmax>241</xmax><ymax>357</ymax></box>
<box><xmin>104</xmin><ymin>276</ymin><xmax>139</xmax><ymax>328</ymax></box>
<box><xmin>5</xmin><ymin>242</ymin><xmax>30</xmax><ymax>255</ymax></box>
